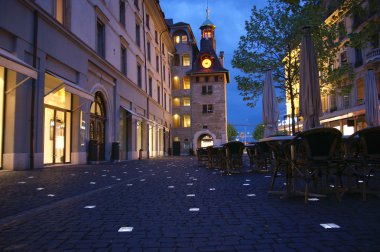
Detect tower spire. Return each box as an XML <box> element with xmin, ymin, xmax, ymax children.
<box><xmin>206</xmin><ymin>0</ymin><xmax>210</xmax><ymax>20</ymax></box>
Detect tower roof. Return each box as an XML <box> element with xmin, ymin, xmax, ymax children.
<box><xmin>200</xmin><ymin>18</ymin><xmax>216</xmax><ymax>29</ymax></box>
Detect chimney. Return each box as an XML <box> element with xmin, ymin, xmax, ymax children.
<box><xmin>219</xmin><ymin>51</ymin><xmax>225</xmax><ymax>67</ymax></box>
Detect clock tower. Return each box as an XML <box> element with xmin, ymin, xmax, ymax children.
<box><xmin>187</xmin><ymin>6</ymin><xmax>230</xmax><ymax>151</ymax></box>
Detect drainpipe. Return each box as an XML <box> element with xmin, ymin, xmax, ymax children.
<box><xmin>30</xmin><ymin>10</ymin><xmax>38</xmax><ymax>170</ymax></box>
<box><xmin>159</xmin><ymin>28</ymin><xmax>168</xmax><ymax>155</ymax></box>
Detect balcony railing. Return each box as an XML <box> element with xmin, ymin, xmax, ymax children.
<box><xmin>366</xmin><ymin>47</ymin><xmax>380</xmax><ymax>63</ymax></box>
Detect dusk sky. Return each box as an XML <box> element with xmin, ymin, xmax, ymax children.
<box><xmin>160</xmin><ymin>0</ymin><xmax>286</xmax><ymax>138</ymax></box>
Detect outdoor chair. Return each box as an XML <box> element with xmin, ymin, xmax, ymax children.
<box><xmin>197</xmin><ymin>147</ymin><xmax>209</xmax><ymax>166</ymax></box>
<box><xmin>246</xmin><ymin>142</ymin><xmax>272</xmax><ymax>173</ymax></box>
<box><xmin>224</xmin><ymin>141</ymin><xmax>245</xmax><ymax>174</ymax></box>
<box><xmin>344</xmin><ymin>126</ymin><xmax>380</xmax><ymax>200</ymax></box>
<box><xmin>206</xmin><ymin>146</ymin><xmax>225</xmax><ymax>169</ymax></box>
<box><xmin>290</xmin><ymin>127</ymin><xmax>343</xmax><ymax>203</ymax></box>
<box><xmin>266</xmin><ymin>140</ymin><xmax>292</xmax><ymax>191</ymax></box>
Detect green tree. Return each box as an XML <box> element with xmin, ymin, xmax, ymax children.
<box><xmin>232</xmin><ymin>0</ymin><xmax>353</xmax><ymax>134</ymax></box>
<box><xmin>252</xmin><ymin>124</ymin><xmax>265</xmax><ymax>140</ymax></box>
<box><xmin>227</xmin><ymin>124</ymin><xmax>238</xmax><ymax>141</ymax></box>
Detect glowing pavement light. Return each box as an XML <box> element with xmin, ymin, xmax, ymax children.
<box><xmin>18</xmin><ymin>181</ymin><xmax>26</xmax><ymax>184</ymax></box>
<box><xmin>36</xmin><ymin>187</ymin><xmax>45</xmax><ymax>191</ymax></box>
<box><xmin>127</xmin><ymin>184</ymin><xmax>133</xmax><ymax>186</ymax></box>
<box><xmin>243</xmin><ymin>184</ymin><xmax>250</xmax><ymax>186</ymax></box>
<box><xmin>84</xmin><ymin>171</ymin><xmax>89</xmax><ymax>174</ymax></box>
<box><xmin>308</xmin><ymin>198</ymin><xmax>320</xmax><ymax>201</ymax></box>
<box><xmin>265</xmin><ymin>176</ymin><xmax>271</xmax><ymax>178</ymax></box>
<box><xmin>90</xmin><ymin>182</ymin><xmax>96</xmax><ymax>185</ymax></box>
<box><xmin>140</xmin><ymin>179</ymin><xmax>146</xmax><ymax>182</ymax></box>
<box><xmin>189</xmin><ymin>208</ymin><xmax>200</xmax><ymax>212</ymax></box>
<box><xmin>118</xmin><ymin>227</ymin><xmax>133</xmax><ymax>232</ymax></box>
<box><xmin>84</xmin><ymin>205</ymin><xmax>96</xmax><ymax>209</ymax></box>
<box><xmin>245</xmin><ymin>179</ymin><xmax>251</xmax><ymax>182</ymax></box>
<box><xmin>187</xmin><ymin>183</ymin><xmax>193</xmax><ymax>186</ymax></box>
<box><xmin>186</xmin><ymin>194</ymin><xmax>195</xmax><ymax>197</ymax></box>
<box><xmin>167</xmin><ymin>177</ymin><xmax>172</xmax><ymax>179</ymax></box>
<box><xmin>28</xmin><ymin>176</ymin><xmax>34</xmax><ymax>179</ymax></box>
<box><xmin>320</xmin><ymin>223</ymin><xmax>340</xmax><ymax>229</ymax></box>
<box><xmin>168</xmin><ymin>186</ymin><xmax>175</xmax><ymax>189</ymax></box>
<box><xmin>247</xmin><ymin>194</ymin><xmax>256</xmax><ymax>197</ymax></box>
<box><xmin>209</xmin><ymin>188</ymin><xmax>216</xmax><ymax>191</ymax></box>
<box><xmin>47</xmin><ymin>194</ymin><xmax>55</xmax><ymax>197</ymax></box>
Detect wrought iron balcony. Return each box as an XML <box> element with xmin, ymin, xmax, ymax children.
<box><xmin>366</xmin><ymin>48</ymin><xmax>380</xmax><ymax>63</ymax></box>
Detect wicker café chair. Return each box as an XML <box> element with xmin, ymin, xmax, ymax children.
<box><xmin>344</xmin><ymin>126</ymin><xmax>380</xmax><ymax>200</ymax></box>
<box><xmin>291</xmin><ymin>127</ymin><xmax>343</xmax><ymax>203</ymax></box>
<box><xmin>266</xmin><ymin>140</ymin><xmax>292</xmax><ymax>191</ymax></box>
<box><xmin>197</xmin><ymin>147</ymin><xmax>208</xmax><ymax>166</ymax></box>
<box><xmin>246</xmin><ymin>142</ymin><xmax>272</xmax><ymax>173</ymax></box>
<box><xmin>224</xmin><ymin>141</ymin><xmax>245</xmax><ymax>174</ymax></box>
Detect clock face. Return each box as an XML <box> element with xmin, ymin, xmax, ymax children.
<box><xmin>202</xmin><ymin>58</ymin><xmax>212</xmax><ymax>69</ymax></box>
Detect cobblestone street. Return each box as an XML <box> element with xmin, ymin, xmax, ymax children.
<box><xmin>0</xmin><ymin>156</ymin><xmax>379</xmax><ymax>251</ymax></box>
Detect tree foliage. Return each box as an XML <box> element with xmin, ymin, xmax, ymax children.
<box><xmin>232</xmin><ymin>0</ymin><xmax>365</xmax><ymax>134</ymax></box>
<box><xmin>252</xmin><ymin>124</ymin><xmax>265</xmax><ymax>140</ymax></box>
<box><xmin>227</xmin><ymin>124</ymin><xmax>238</xmax><ymax>141</ymax></box>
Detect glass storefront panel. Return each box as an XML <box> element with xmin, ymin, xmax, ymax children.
<box><xmin>65</xmin><ymin>112</ymin><xmax>71</xmax><ymax>162</ymax></box>
<box><xmin>44</xmin><ymin>107</ymin><xmax>55</xmax><ymax>164</ymax></box>
<box><xmin>54</xmin><ymin>110</ymin><xmax>65</xmax><ymax>164</ymax></box>
<box><xmin>44</xmin><ymin>73</ymin><xmax>72</xmax><ymax>164</ymax></box>
<box><xmin>0</xmin><ymin>67</ymin><xmax>4</xmax><ymax>167</ymax></box>
<box><xmin>119</xmin><ymin>108</ymin><xmax>127</xmax><ymax>160</ymax></box>
<box><xmin>149</xmin><ymin>124</ymin><xmax>153</xmax><ymax>156</ymax></box>
<box><xmin>136</xmin><ymin>120</ymin><xmax>142</xmax><ymax>151</ymax></box>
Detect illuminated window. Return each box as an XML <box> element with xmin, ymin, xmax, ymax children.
<box><xmin>173</xmin><ymin>97</ymin><xmax>180</xmax><ymax>107</ymax></box>
<box><xmin>173</xmin><ymin>76</ymin><xmax>180</xmax><ymax>90</ymax></box>
<box><xmin>183</xmin><ymin>76</ymin><xmax>190</xmax><ymax>89</ymax></box>
<box><xmin>183</xmin><ymin>97</ymin><xmax>190</xmax><ymax>106</ymax></box>
<box><xmin>183</xmin><ymin>115</ymin><xmax>191</xmax><ymax>128</ymax></box>
<box><xmin>175</xmin><ymin>36</ymin><xmax>180</xmax><ymax>44</ymax></box>
<box><xmin>182</xmin><ymin>54</ymin><xmax>190</xmax><ymax>66</ymax></box>
<box><xmin>356</xmin><ymin>78</ymin><xmax>364</xmax><ymax>105</ymax></box>
<box><xmin>173</xmin><ymin>114</ymin><xmax>181</xmax><ymax>128</ymax></box>
<box><xmin>55</xmin><ymin>0</ymin><xmax>65</xmax><ymax>24</ymax></box>
<box><xmin>174</xmin><ymin>35</ymin><xmax>188</xmax><ymax>44</ymax></box>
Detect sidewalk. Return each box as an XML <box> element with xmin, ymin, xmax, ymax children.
<box><xmin>0</xmin><ymin>156</ymin><xmax>379</xmax><ymax>251</ymax></box>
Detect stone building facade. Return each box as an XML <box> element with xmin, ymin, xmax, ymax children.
<box><xmin>169</xmin><ymin>10</ymin><xmax>230</xmax><ymax>155</ymax></box>
<box><xmin>0</xmin><ymin>0</ymin><xmax>174</xmax><ymax>170</ymax></box>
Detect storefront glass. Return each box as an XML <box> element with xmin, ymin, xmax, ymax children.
<box><xmin>44</xmin><ymin>73</ymin><xmax>72</xmax><ymax>164</ymax></box>
<box><xmin>0</xmin><ymin>67</ymin><xmax>4</xmax><ymax>167</ymax></box>
<box><xmin>136</xmin><ymin>120</ymin><xmax>142</xmax><ymax>151</ymax></box>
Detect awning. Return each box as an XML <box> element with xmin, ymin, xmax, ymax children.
<box><xmin>121</xmin><ymin>106</ymin><xmax>142</xmax><ymax>118</ymax></box>
<box><xmin>0</xmin><ymin>48</ymin><xmax>38</xmax><ymax>79</ymax></box>
<box><xmin>46</xmin><ymin>72</ymin><xmax>94</xmax><ymax>101</ymax></box>
<box><xmin>121</xmin><ymin>106</ymin><xmax>169</xmax><ymax>130</ymax></box>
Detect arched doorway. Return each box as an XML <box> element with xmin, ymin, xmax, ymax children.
<box><xmin>198</xmin><ymin>134</ymin><xmax>214</xmax><ymax>148</ymax></box>
<box><xmin>89</xmin><ymin>92</ymin><xmax>106</xmax><ymax>161</ymax></box>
